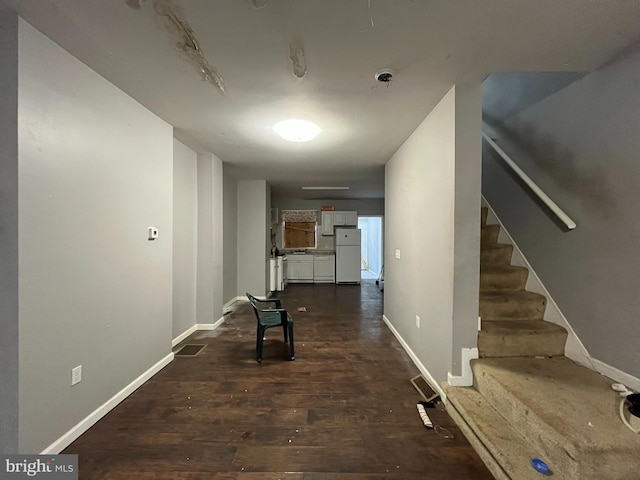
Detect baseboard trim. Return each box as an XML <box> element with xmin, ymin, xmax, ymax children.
<box><xmin>447</xmin><ymin>348</ymin><xmax>479</xmax><ymax>387</ymax></box>
<box><xmin>172</xmin><ymin>325</ymin><xmax>198</xmax><ymax>348</ymax></box>
<box><xmin>196</xmin><ymin>316</ymin><xmax>225</xmax><ymax>331</ymax></box>
<box><xmin>172</xmin><ymin>314</ymin><xmax>228</xmax><ymax>345</ymax></box>
<box><xmin>40</xmin><ymin>352</ymin><xmax>174</xmax><ymax>455</ymax></box>
<box><xmin>591</xmin><ymin>357</ymin><xmax>640</xmax><ymax>393</ymax></box>
<box><xmin>382</xmin><ymin>315</ymin><xmax>446</xmax><ymax>401</ymax></box>
<box><xmin>223</xmin><ymin>296</ymin><xmax>241</xmax><ymax>311</ymax></box>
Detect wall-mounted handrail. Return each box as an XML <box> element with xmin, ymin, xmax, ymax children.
<box><xmin>482</xmin><ymin>131</ymin><xmax>577</xmax><ymax>230</ymax></box>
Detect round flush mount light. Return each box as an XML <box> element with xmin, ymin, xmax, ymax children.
<box><xmin>273</xmin><ymin>119</ymin><xmax>321</xmax><ymax>142</ymax></box>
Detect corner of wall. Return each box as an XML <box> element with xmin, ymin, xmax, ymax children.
<box><xmin>447</xmin><ymin>348</ymin><xmax>479</xmax><ymax>387</ymax></box>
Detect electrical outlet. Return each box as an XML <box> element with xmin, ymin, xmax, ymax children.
<box><xmin>395</xmin><ymin>249</ymin><xmax>401</xmax><ymax>259</ymax></box>
<box><xmin>415</xmin><ymin>315</ymin><xmax>420</xmax><ymax>328</ymax></box>
<box><xmin>71</xmin><ymin>365</ymin><xmax>82</xmax><ymax>386</ymax></box>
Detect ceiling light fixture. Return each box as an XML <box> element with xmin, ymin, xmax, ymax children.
<box><xmin>273</xmin><ymin>119</ymin><xmax>321</xmax><ymax>142</ymax></box>
<box><xmin>301</xmin><ymin>186</ymin><xmax>350</xmax><ymax>190</ymax></box>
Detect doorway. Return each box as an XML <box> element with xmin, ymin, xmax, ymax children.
<box><xmin>358</xmin><ymin>216</ymin><xmax>383</xmax><ymax>280</ymax></box>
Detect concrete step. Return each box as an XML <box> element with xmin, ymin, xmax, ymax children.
<box><xmin>480</xmin><ymin>243</ymin><xmax>513</xmax><ymax>266</ymax></box>
<box><xmin>443</xmin><ymin>384</ymin><xmax>546</xmax><ymax>480</ymax></box>
<box><xmin>481</xmin><ymin>206</ymin><xmax>488</xmax><ymax>226</ymax></box>
<box><xmin>481</xmin><ymin>224</ymin><xmax>500</xmax><ymax>244</ymax></box>
<box><xmin>480</xmin><ymin>265</ymin><xmax>528</xmax><ymax>291</ymax></box>
<box><xmin>472</xmin><ymin>357</ymin><xmax>640</xmax><ymax>479</ymax></box>
<box><xmin>480</xmin><ymin>291</ymin><xmax>546</xmax><ymax>321</ymax></box>
<box><xmin>478</xmin><ymin>320</ymin><xmax>567</xmax><ymax>357</ymax></box>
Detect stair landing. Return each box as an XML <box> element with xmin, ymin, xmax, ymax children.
<box><xmin>448</xmin><ymin>356</ymin><xmax>640</xmax><ymax>479</ymax></box>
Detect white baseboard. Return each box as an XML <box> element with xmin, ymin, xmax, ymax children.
<box><xmin>591</xmin><ymin>357</ymin><xmax>640</xmax><ymax>393</ymax></box>
<box><xmin>447</xmin><ymin>348</ymin><xmax>479</xmax><ymax>387</ymax></box>
<box><xmin>40</xmin><ymin>352</ymin><xmax>174</xmax><ymax>455</ymax></box>
<box><xmin>382</xmin><ymin>315</ymin><xmax>446</xmax><ymax>402</ymax></box>
<box><xmin>172</xmin><ymin>325</ymin><xmax>198</xmax><ymax>348</ymax></box>
<box><xmin>223</xmin><ymin>296</ymin><xmax>242</xmax><ymax>311</ymax></box>
<box><xmin>172</xmin><ymin>314</ymin><xmax>228</xmax><ymax>346</ymax></box>
<box><xmin>196</xmin><ymin>316</ymin><xmax>226</xmax><ymax>331</ymax></box>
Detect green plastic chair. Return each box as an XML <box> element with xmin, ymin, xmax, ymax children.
<box><xmin>246</xmin><ymin>293</ymin><xmax>295</xmax><ymax>363</ymax></box>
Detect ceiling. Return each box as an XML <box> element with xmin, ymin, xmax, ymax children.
<box><xmin>2</xmin><ymin>0</ymin><xmax>640</xmax><ymax>199</ymax></box>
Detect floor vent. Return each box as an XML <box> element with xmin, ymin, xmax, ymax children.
<box><xmin>175</xmin><ymin>344</ymin><xmax>206</xmax><ymax>356</ymax></box>
<box><xmin>410</xmin><ymin>374</ymin><xmax>440</xmax><ymax>402</ymax></box>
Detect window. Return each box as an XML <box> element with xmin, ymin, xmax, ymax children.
<box><xmin>284</xmin><ymin>221</ymin><xmax>316</xmax><ymax>249</ymax></box>
<box><xmin>281</xmin><ymin>210</ymin><xmax>318</xmax><ymax>249</ymax></box>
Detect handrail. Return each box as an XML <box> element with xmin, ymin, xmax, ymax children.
<box><xmin>482</xmin><ymin>131</ymin><xmax>577</xmax><ymax>230</ymax></box>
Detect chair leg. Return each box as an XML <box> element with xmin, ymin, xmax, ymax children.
<box><xmin>288</xmin><ymin>323</ymin><xmax>294</xmax><ymax>361</ymax></box>
<box><xmin>256</xmin><ymin>325</ymin><xmax>265</xmax><ymax>363</ymax></box>
<box><xmin>283</xmin><ymin>323</ymin><xmax>288</xmax><ymax>343</ymax></box>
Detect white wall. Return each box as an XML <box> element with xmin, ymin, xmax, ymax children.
<box><xmin>0</xmin><ymin>13</ymin><xmax>19</xmax><ymax>455</ymax></box>
<box><xmin>196</xmin><ymin>153</ymin><xmax>224</xmax><ymax>324</ymax></box>
<box><xmin>172</xmin><ymin>139</ymin><xmax>198</xmax><ymax>338</ymax></box>
<box><xmin>385</xmin><ymin>84</ymin><xmax>481</xmax><ymax>383</ymax></box>
<box><xmin>483</xmin><ymin>45</ymin><xmax>640</xmax><ymax>378</ymax></box>
<box><xmin>385</xmin><ymin>88</ymin><xmax>456</xmax><ymax>384</ymax></box>
<box><xmin>223</xmin><ymin>168</ymin><xmax>238</xmax><ymax>305</ymax></box>
<box><xmin>17</xmin><ymin>19</ymin><xmax>173</xmax><ymax>453</ymax></box>
<box><xmin>237</xmin><ymin>180</ymin><xmax>268</xmax><ymax>297</ymax></box>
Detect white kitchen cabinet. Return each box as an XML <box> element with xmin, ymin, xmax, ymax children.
<box><xmin>321</xmin><ymin>211</ymin><xmax>334</xmax><ymax>235</ymax></box>
<box><xmin>345</xmin><ymin>211</ymin><xmax>358</xmax><ymax>226</ymax></box>
<box><xmin>287</xmin><ymin>254</ymin><xmax>314</xmax><ymax>283</ymax></box>
<box><xmin>332</xmin><ymin>211</ymin><xmax>357</xmax><ymax>227</ymax></box>
<box><xmin>313</xmin><ymin>255</ymin><xmax>335</xmax><ymax>283</ymax></box>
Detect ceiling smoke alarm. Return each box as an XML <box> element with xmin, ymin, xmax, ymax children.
<box><xmin>375</xmin><ymin>68</ymin><xmax>394</xmax><ymax>84</ymax></box>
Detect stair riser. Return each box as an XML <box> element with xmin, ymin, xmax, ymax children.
<box><xmin>480</xmin><ymin>246</ymin><xmax>513</xmax><ymax>265</ymax></box>
<box><xmin>444</xmin><ymin>397</ymin><xmax>512</xmax><ymax>480</ymax></box>
<box><xmin>472</xmin><ymin>364</ymin><xmax>582</xmax><ymax>478</ymax></box>
<box><xmin>480</xmin><ymin>270</ymin><xmax>528</xmax><ymax>291</ymax></box>
<box><xmin>478</xmin><ymin>329</ymin><xmax>567</xmax><ymax>357</ymax></box>
<box><xmin>479</xmin><ymin>297</ymin><xmax>546</xmax><ymax>321</ymax></box>
<box><xmin>481</xmin><ymin>225</ymin><xmax>500</xmax><ymax>244</ymax></box>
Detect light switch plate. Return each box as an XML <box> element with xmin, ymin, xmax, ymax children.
<box><xmin>395</xmin><ymin>249</ymin><xmax>401</xmax><ymax>259</ymax></box>
<box><xmin>71</xmin><ymin>365</ymin><xmax>82</xmax><ymax>386</ymax></box>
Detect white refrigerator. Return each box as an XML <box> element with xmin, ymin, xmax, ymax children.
<box><xmin>335</xmin><ymin>228</ymin><xmax>361</xmax><ymax>283</ymax></box>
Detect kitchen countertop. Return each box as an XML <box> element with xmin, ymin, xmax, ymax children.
<box><xmin>282</xmin><ymin>250</ymin><xmax>335</xmax><ymax>255</ymax></box>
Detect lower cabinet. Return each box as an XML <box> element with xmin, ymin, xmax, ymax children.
<box><xmin>313</xmin><ymin>255</ymin><xmax>335</xmax><ymax>283</ymax></box>
<box><xmin>287</xmin><ymin>255</ymin><xmax>314</xmax><ymax>283</ymax></box>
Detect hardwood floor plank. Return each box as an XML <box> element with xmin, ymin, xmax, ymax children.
<box><xmin>63</xmin><ymin>280</ymin><xmax>492</xmax><ymax>479</ymax></box>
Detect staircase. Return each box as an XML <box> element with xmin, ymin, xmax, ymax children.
<box><xmin>444</xmin><ymin>206</ymin><xmax>640</xmax><ymax>479</ymax></box>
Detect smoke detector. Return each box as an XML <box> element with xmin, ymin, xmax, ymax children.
<box><xmin>375</xmin><ymin>68</ymin><xmax>394</xmax><ymax>84</ymax></box>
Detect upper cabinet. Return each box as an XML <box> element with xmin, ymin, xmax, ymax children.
<box><xmin>321</xmin><ymin>211</ymin><xmax>334</xmax><ymax>235</ymax></box>
<box><xmin>344</xmin><ymin>211</ymin><xmax>358</xmax><ymax>226</ymax></box>
<box><xmin>322</xmin><ymin>210</ymin><xmax>357</xmax><ymax>234</ymax></box>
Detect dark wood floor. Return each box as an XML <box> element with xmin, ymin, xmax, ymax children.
<box><xmin>63</xmin><ymin>280</ymin><xmax>493</xmax><ymax>479</ymax></box>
